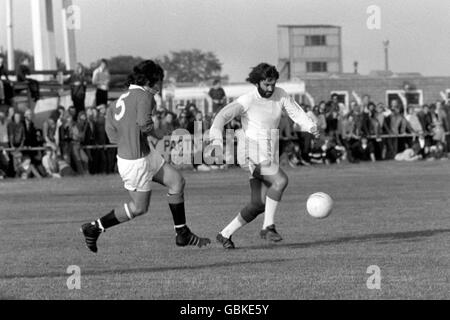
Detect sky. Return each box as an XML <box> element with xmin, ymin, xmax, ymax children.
<box><xmin>0</xmin><ymin>0</ymin><xmax>449</xmax><ymax>82</ymax></box>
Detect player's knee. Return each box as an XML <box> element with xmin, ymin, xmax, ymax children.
<box><xmin>132</xmin><ymin>202</ymin><xmax>149</xmax><ymax>217</ymax></box>
<box><xmin>241</xmin><ymin>202</ymin><xmax>265</xmax><ymax>223</ymax></box>
<box><xmin>255</xmin><ymin>203</ymin><xmax>265</xmax><ymax>214</ymax></box>
<box><xmin>170</xmin><ymin>174</ymin><xmax>185</xmax><ymax>194</ymax></box>
<box><xmin>273</xmin><ymin>175</ymin><xmax>288</xmax><ymax>192</ymax></box>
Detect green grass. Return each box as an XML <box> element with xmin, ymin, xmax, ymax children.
<box><xmin>1</xmin><ymin>160</ymin><xmax>449</xmax><ymax>299</ymax></box>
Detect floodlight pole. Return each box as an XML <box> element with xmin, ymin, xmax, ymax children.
<box><xmin>6</xmin><ymin>0</ymin><xmax>14</xmax><ymax>70</ymax></box>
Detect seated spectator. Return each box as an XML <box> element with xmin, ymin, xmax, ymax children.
<box><xmin>43</xmin><ymin>116</ymin><xmax>58</xmax><ymax>152</ymax></box>
<box><xmin>12</xmin><ymin>151</ymin><xmax>42</xmax><ymax>179</ymax></box>
<box><xmin>350</xmin><ymin>136</ymin><xmax>376</xmax><ymax>163</ymax></box>
<box><xmin>428</xmin><ymin>141</ymin><xmax>447</xmax><ymax>161</ymax></box>
<box><xmin>16</xmin><ymin>57</ymin><xmax>40</xmax><ymax>101</ymax></box>
<box><xmin>395</xmin><ymin>142</ymin><xmax>422</xmax><ymax>162</ymax></box>
<box><xmin>41</xmin><ymin>144</ymin><xmax>62</xmax><ymax>178</ymax></box>
<box><xmin>309</xmin><ymin>136</ymin><xmax>344</xmax><ymax>165</ymax></box>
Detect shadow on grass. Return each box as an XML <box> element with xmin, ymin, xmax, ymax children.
<box><xmin>244</xmin><ymin>228</ymin><xmax>450</xmax><ymax>251</ymax></box>
<box><xmin>3</xmin><ymin>228</ymin><xmax>449</xmax><ymax>281</ymax></box>
<box><xmin>0</xmin><ymin>257</ymin><xmax>292</xmax><ymax>280</ymax></box>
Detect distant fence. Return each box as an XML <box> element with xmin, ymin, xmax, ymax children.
<box><xmin>2</xmin><ymin>132</ymin><xmax>449</xmax><ymax>153</ymax></box>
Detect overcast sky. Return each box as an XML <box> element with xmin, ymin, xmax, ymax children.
<box><xmin>0</xmin><ymin>0</ymin><xmax>449</xmax><ymax>81</ymax></box>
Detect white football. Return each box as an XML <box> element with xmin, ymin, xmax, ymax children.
<box><xmin>306</xmin><ymin>192</ymin><xmax>333</xmax><ymax>219</ymax></box>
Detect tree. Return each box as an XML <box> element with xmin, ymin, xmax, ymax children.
<box><xmin>89</xmin><ymin>55</ymin><xmax>144</xmax><ymax>74</ymax></box>
<box><xmin>156</xmin><ymin>49</ymin><xmax>224</xmax><ymax>83</ymax></box>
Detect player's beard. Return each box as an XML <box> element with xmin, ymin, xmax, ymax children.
<box><xmin>257</xmin><ymin>86</ymin><xmax>274</xmax><ymax>98</ymax></box>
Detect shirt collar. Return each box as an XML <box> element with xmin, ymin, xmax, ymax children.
<box><xmin>129</xmin><ymin>84</ymin><xmax>159</xmax><ymax>95</ymax></box>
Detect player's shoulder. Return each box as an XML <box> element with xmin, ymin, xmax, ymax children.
<box><xmin>274</xmin><ymin>86</ymin><xmax>288</xmax><ymax>98</ymax></box>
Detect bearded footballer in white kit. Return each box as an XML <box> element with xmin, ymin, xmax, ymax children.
<box><xmin>211</xmin><ymin>63</ymin><xmax>319</xmax><ymax>249</ymax></box>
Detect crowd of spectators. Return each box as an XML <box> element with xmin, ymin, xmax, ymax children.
<box><xmin>1</xmin><ymin>58</ymin><xmax>449</xmax><ymax>179</ymax></box>
<box><xmin>279</xmin><ymin>94</ymin><xmax>450</xmax><ymax>167</ymax></box>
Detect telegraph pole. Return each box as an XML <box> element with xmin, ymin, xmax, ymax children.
<box><xmin>383</xmin><ymin>40</ymin><xmax>390</xmax><ymax>72</ymax></box>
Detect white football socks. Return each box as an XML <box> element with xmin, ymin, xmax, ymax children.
<box><xmin>220</xmin><ymin>213</ymin><xmax>247</xmax><ymax>239</ymax></box>
<box><xmin>262</xmin><ymin>196</ymin><xmax>279</xmax><ymax>229</ymax></box>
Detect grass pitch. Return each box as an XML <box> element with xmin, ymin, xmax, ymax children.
<box><xmin>1</xmin><ymin>160</ymin><xmax>449</xmax><ymax>299</ymax></box>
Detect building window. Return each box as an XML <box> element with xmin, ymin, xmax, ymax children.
<box><xmin>306</xmin><ymin>61</ymin><xmax>328</xmax><ymax>73</ymax></box>
<box><xmin>305</xmin><ymin>35</ymin><xmax>326</xmax><ymax>46</ymax></box>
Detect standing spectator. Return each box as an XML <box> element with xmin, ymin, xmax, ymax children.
<box><xmin>23</xmin><ymin>108</ymin><xmax>38</xmax><ymax>147</ymax></box>
<box><xmin>84</xmin><ymin>107</ymin><xmax>98</xmax><ymax>174</ymax></box>
<box><xmin>405</xmin><ymin>105</ymin><xmax>423</xmax><ymax>134</ymax></box>
<box><xmin>22</xmin><ymin>108</ymin><xmax>44</xmax><ymax>174</ymax></box>
<box><xmin>295</xmin><ymin>104</ymin><xmax>314</xmax><ymax>164</ymax></box>
<box><xmin>16</xmin><ymin>57</ymin><xmax>40</xmax><ymax>101</ymax></box>
<box><xmin>69</xmin><ymin>63</ymin><xmax>88</xmax><ymax>116</ymax></box>
<box><xmin>0</xmin><ymin>54</ymin><xmax>13</xmax><ymax>106</ymax></box>
<box><xmin>43</xmin><ymin>116</ymin><xmax>58</xmax><ymax>152</ymax></box>
<box><xmin>71</xmin><ymin>111</ymin><xmax>89</xmax><ymax>175</ymax></box>
<box><xmin>341</xmin><ymin>113</ymin><xmax>358</xmax><ymax>162</ymax></box>
<box><xmin>316</xmin><ymin>102</ymin><xmax>328</xmax><ymax>134</ymax></box>
<box><xmin>430</xmin><ymin>102</ymin><xmax>449</xmax><ymax>147</ymax></box>
<box><xmin>208</xmin><ymin>79</ymin><xmax>227</xmax><ymax>113</ymax></box>
<box><xmin>385</xmin><ymin>100</ymin><xmax>408</xmax><ymax>158</ymax></box>
<box><xmin>0</xmin><ymin>110</ymin><xmax>9</xmax><ymax>148</ymax></box>
<box><xmin>162</xmin><ymin>112</ymin><xmax>176</xmax><ymax>135</ymax></box>
<box><xmin>92</xmin><ymin>59</ymin><xmax>110</xmax><ymax>106</ymax></box>
<box><xmin>8</xmin><ymin>112</ymin><xmax>25</xmax><ymax>149</ymax></box>
<box><xmin>0</xmin><ymin>111</ymin><xmax>10</xmax><ymax>177</ymax></box>
<box><xmin>417</xmin><ymin>104</ymin><xmax>433</xmax><ymax>135</ymax></box>
<box><xmin>96</xmin><ymin>104</ymin><xmax>116</xmax><ymax>174</ymax></box>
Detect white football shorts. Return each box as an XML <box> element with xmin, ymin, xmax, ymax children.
<box><xmin>117</xmin><ymin>150</ymin><xmax>165</xmax><ymax>192</ymax></box>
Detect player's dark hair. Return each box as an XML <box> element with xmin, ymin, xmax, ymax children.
<box><xmin>246</xmin><ymin>63</ymin><xmax>279</xmax><ymax>85</ymax></box>
<box><xmin>127</xmin><ymin>60</ymin><xmax>164</xmax><ymax>87</ymax></box>
<box><xmin>212</xmin><ymin>78</ymin><xmax>221</xmax><ymax>85</ymax></box>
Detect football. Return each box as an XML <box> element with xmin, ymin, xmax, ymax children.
<box><xmin>306</xmin><ymin>192</ymin><xmax>333</xmax><ymax>219</ymax></box>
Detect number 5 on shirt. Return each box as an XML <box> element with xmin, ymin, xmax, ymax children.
<box><xmin>115</xmin><ymin>92</ymin><xmax>130</xmax><ymax>121</ymax></box>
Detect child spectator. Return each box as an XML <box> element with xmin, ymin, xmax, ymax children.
<box><xmin>41</xmin><ymin>144</ymin><xmax>62</xmax><ymax>178</ymax></box>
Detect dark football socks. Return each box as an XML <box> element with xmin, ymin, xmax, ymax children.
<box><xmin>167</xmin><ymin>193</ymin><xmax>187</xmax><ymax>231</ymax></box>
<box><xmin>97</xmin><ymin>210</ymin><xmax>121</xmax><ymax>231</ymax></box>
